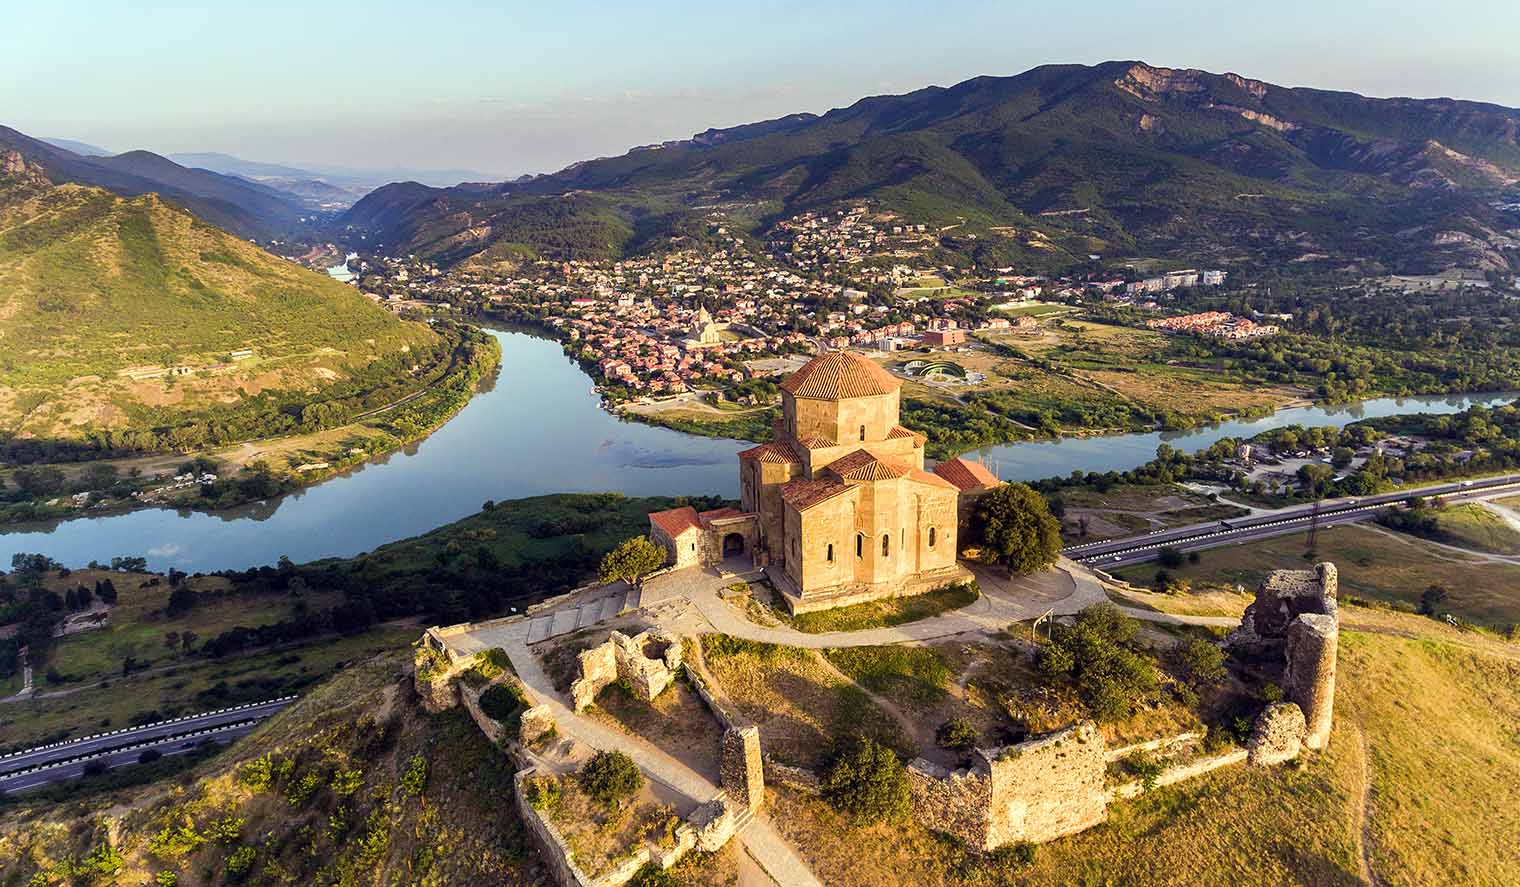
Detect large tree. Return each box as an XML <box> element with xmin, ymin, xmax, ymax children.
<box><xmin>971</xmin><ymin>482</ymin><xmax>1062</xmax><ymax>574</ymax></box>
<box><xmin>598</xmin><ymin>536</ymin><xmax>667</xmax><ymax>586</ymax></box>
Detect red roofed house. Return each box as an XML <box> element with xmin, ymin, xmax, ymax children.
<box><xmin>933</xmin><ymin>456</ymin><xmax>1006</xmax><ymax>535</ymax></box>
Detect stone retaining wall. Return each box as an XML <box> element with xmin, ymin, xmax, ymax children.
<box><xmin>1109</xmin><ymin>748</ymin><xmax>1249</xmax><ymax>801</ymax></box>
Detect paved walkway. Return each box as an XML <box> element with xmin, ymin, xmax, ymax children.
<box><xmin>642</xmin><ymin>558</ymin><xmax>1105</xmax><ymax>648</ymax></box>
<box><xmin>445</xmin><ymin>618</ymin><xmax>822</xmax><ymax>887</ymax></box>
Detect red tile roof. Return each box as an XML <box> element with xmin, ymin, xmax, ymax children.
<box><xmin>781</xmin><ymin>478</ymin><xmax>853</xmax><ymax>511</ymax></box>
<box><xmin>795</xmin><ymin>434</ymin><xmax>836</xmax><ymax>449</ymax></box>
<box><xmin>932</xmin><ymin>457</ymin><xmax>1002</xmax><ymax>491</ymax></box>
<box><xmin>738</xmin><ymin>441</ymin><xmax>799</xmax><ymax>464</ymax></box>
<box><xmin>828</xmin><ymin>449</ymin><xmax>911</xmax><ymax>481</ymax></box>
<box><xmin>780</xmin><ymin>351</ymin><xmax>901</xmax><ymax>400</ymax></box>
<box><xmin>698</xmin><ymin>507</ymin><xmax>745</xmax><ymax>527</ymax></box>
<box><xmin>908</xmin><ymin>468</ymin><xmax>961</xmax><ymax>491</ymax></box>
<box><xmin>887</xmin><ymin>425</ymin><xmax>926</xmax><ymax>445</ymax></box>
<box><xmin>648</xmin><ymin>506</ymin><xmax>700</xmax><ymax>537</ymax></box>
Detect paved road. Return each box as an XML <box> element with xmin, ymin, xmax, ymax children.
<box><xmin>0</xmin><ymin>718</ymin><xmax>263</xmax><ymax>793</ymax></box>
<box><xmin>0</xmin><ymin>696</ymin><xmax>295</xmax><ymax>791</ymax></box>
<box><xmin>1065</xmin><ymin>473</ymin><xmax>1520</xmax><ymax>568</ymax></box>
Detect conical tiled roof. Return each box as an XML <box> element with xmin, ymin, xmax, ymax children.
<box><xmin>780</xmin><ymin>351</ymin><xmax>901</xmax><ymax>400</ymax></box>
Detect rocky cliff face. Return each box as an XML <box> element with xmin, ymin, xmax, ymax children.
<box><xmin>0</xmin><ymin>149</ymin><xmax>49</xmax><ymax>187</ymax></box>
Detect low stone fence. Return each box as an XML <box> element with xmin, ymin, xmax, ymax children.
<box><xmin>762</xmin><ymin>757</ymin><xmax>821</xmax><ymax>795</ymax></box>
<box><xmin>1109</xmin><ymin>748</ymin><xmax>1249</xmax><ymax>801</ymax></box>
<box><xmin>1106</xmin><ymin>731</ymin><xmax>1204</xmax><ymax>762</ymax></box>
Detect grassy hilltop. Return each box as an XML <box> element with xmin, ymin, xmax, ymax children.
<box><xmin>0</xmin><ymin>169</ymin><xmax>439</xmax><ymax>445</ymax></box>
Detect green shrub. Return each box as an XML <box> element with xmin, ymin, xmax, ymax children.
<box><xmin>629</xmin><ymin>862</ymin><xmax>678</xmax><ymax>887</ymax></box>
<box><xmin>935</xmin><ymin>717</ymin><xmax>978</xmax><ymax>752</ymax></box>
<box><xmin>463</xmin><ymin>647</ymin><xmax>513</xmax><ymax>686</ymax></box>
<box><xmin>330</xmin><ymin>768</ymin><xmax>364</xmax><ymax>797</ymax></box>
<box><xmin>1171</xmin><ymin>637</ymin><xmax>1226</xmax><ymax>687</ymax></box>
<box><xmin>207</xmin><ymin>814</ymin><xmax>244</xmax><ymax>844</ymax></box>
<box><xmin>479</xmin><ymin>682</ymin><xmax>529</xmax><ymax>737</ymax></box>
<box><xmin>400</xmin><ymin>754</ymin><xmax>428</xmax><ymax>797</ymax></box>
<box><xmin>225</xmin><ymin>846</ymin><xmax>256</xmax><ymax>879</ymax></box>
<box><xmin>1038</xmin><ymin>605</ymin><xmax>1157</xmax><ymax>722</ymax></box>
<box><xmin>155</xmin><ymin>872</ymin><xmax>179</xmax><ymax>887</ymax></box>
<box><xmin>284</xmin><ymin>770</ymin><xmax>323</xmax><ymax>807</ymax></box>
<box><xmin>821</xmin><ymin>738</ymin><xmax>910</xmax><ymax>824</ymax></box>
<box><xmin>1125</xmin><ymin>752</ymin><xmax>1164</xmax><ymax>792</ymax></box>
<box><xmin>524</xmin><ymin>775</ymin><xmax>563</xmax><ymax>810</ymax></box>
<box><xmin>146</xmin><ymin>820</ymin><xmax>204</xmax><ymax>859</ymax></box>
<box><xmin>578</xmin><ymin>751</ymin><xmax>643</xmax><ymax>806</ymax></box>
<box><xmin>234</xmin><ymin>755</ymin><xmax>275</xmax><ymax>791</ymax></box>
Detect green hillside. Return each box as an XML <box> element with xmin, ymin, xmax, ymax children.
<box><xmin>0</xmin><ymin>162</ymin><xmax>440</xmax><ymax>447</ymax></box>
<box><xmin>340</xmin><ymin>61</ymin><xmax>1520</xmax><ymax>275</ymax></box>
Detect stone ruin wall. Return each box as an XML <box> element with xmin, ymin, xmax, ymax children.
<box><xmin>569</xmin><ymin>629</ymin><xmax>682</xmax><ymax>711</ymax></box>
<box><xmin>720</xmin><ymin>725</ymin><xmax>765</xmax><ymax>810</ymax></box>
<box><xmin>908</xmin><ymin>722</ymin><xmax>1107</xmax><ymax>850</ymax></box>
<box><xmin>1227</xmin><ymin>561</ymin><xmax>1340</xmax><ymax>753</ymax></box>
<box><xmin>1285</xmin><ymin>613</ymin><xmax>1337</xmax><ymax>750</ymax></box>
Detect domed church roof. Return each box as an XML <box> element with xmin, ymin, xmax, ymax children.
<box><xmin>780</xmin><ymin>351</ymin><xmax>901</xmax><ymax>400</ymax></box>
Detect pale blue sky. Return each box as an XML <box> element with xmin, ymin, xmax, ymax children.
<box><xmin>4</xmin><ymin>0</ymin><xmax>1517</xmax><ymax>177</ymax></box>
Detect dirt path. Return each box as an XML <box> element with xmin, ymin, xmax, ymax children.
<box><xmin>809</xmin><ymin>650</ymin><xmax>939</xmax><ymax>761</ymax></box>
<box><xmin>1351</xmin><ymin>724</ymin><xmax>1383</xmax><ymax>887</ymax></box>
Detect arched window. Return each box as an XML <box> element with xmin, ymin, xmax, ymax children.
<box><xmin>826</xmin><ymin>543</ymin><xmax>834</xmax><ymax>562</ymax></box>
<box><xmin>881</xmin><ymin>534</ymin><xmax>890</xmax><ymax>557</ymax></box>
<box><xmin>859</xmin><ymin>424</ymin><xmax>866</xmax><ymax>441</ymax></box>
<box><xmin>928</xmin><ymin>527</ymin><xmax>937</xmax><ymax>548</ymax></box>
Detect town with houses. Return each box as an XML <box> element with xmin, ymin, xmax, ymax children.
<box><xmin>329</xmin><ymin>205</ymin><xmax>1250</xmax><ymax>403</ymax></box>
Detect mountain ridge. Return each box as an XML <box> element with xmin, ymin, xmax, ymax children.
<box><xmin>339</xmin><ymin>61</ymin><xmax>1520</xmax><ymax>274</ymax></box>
<box><xmin>0</xmin><ymin>127</ymin><xmax>309</xmax><ymax>241</ymax></box>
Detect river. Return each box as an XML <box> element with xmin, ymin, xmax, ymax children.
<box><xmin>1</xmin><ymin>329</ymin><xmax>1513</xmax><ymax>573</ymax></box>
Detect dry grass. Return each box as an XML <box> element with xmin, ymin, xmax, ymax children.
<box><xmin>547</xmin><ymin>775</ymin><xmax>680</xmax><ymax>879</ymax></box>
<box><xmin>1112</xmin><ymin>524</ymin><xmax>1520</xmax><ymax>629</ymax></box>
<box><xmin>591</xmin><ymin>679</ymin><xmax>725</xmax><ymax>781</ymax></box>
<box><xmin>766</xmin><ymin>621</ymin><xmax>1520</xmax><ymax>886</ymax></box>
<box><xmin>698</xmin><ymin>635</ymin><xmax>911</xmax><ymax>768</ymax></box>
<box><xmin>1428</xmin><ymin>502</ymin><xmax>1520</xmax><ymax>555</ymax></box>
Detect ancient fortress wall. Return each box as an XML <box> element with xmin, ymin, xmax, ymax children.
<box><xmin>908</xmin><ymin>722</ymin><xmax>1108</xmax><ymax>850</ymax></box>
<box><xmin>568</xmin><ymin>629</ymin><xmax>682</xmax><ymax>711</ymax></box>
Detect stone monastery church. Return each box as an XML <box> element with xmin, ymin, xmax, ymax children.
<box><xmin>649</xmin><ymin>350</ymin><xmax>1001</xmax><ymax>613</ymax></box>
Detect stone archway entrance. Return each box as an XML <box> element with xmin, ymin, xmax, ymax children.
<box><xmin>722</xmin><ymin>532</ymin><xmax>746</xmax><ymax>557</ymax></box>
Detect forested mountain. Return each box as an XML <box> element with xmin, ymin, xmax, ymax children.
<box><xmin>340</xmin><ymin>61</ymin><xmax>1520</xmax><ymax>273</ymax></box>
<box><xmin>0</xmin><ymin>151</ymin><xmax>438</xmax><ymax>445</ymax></box>
<box><xmin>0</xmin><ymin>126</ymin><xmax>309</xmax><ymax>240</ymax></box>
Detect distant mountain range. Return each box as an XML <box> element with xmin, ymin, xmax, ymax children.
<box><xmin>339</xmin><ymin>61</ymin><xmax>1520</xmax><ymax>275</ymax></box>
<box><xmin>0</xmin><ymin>127</ymin><xmax>311</xmax><ymax>241</ymax></box>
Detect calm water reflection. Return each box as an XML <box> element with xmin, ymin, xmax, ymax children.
<box><xmin>1</xmin><ymin>329</ymin><xmax>1512</xmax><ymax>572</ymax></box>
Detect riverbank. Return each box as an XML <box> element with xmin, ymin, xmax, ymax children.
<box><xmin>0</xmin><ymin>325</ymin><xmax>501</xmax><ymax>527</ymax></box>
<box><xmin>1</xmin><ymin>328</ymin><xmax>1513</xmax><ymax>575</ymax></box>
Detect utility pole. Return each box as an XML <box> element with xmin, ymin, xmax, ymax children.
<box><xmin>1305</xmin><ymin>500</ymin><xmax>1321</xmax><ymax>560</ymax></box>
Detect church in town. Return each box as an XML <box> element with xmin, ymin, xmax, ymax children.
<box><xmin>648</xmin><ymin>350</ymin><xmax>1001</xmax><ymax>613</ymax></box>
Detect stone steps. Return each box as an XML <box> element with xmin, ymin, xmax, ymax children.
<box><xmin>549</xmin><ymin>607</ymin><xmax>580</xmax><ymax>638</ymax></box>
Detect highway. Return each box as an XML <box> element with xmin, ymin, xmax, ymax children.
<box><xmin>1064</xmin><ymin>473</ymin><xmax>1520</xmax><ymax>569</ymax></box>
<box><xmin>0</xmin><ymin>696</ymin><xmax>295</xmax><ymax>793</ymax></box>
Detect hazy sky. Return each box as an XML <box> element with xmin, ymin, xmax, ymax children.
<box><xmin>5</xmin><ymin>0</ymin><xmax>1517</xmax><ymax>178</ymax></box>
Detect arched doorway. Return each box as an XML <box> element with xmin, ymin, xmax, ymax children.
<box><xmin>722</xmin><ymin>533</ymin><xmax>746</xmax><ymax>557</ymax></box>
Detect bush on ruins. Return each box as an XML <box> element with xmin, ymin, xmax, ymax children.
<box><xmin>1037</xmin><ymin>604</ymin><xmax>1158</xmax><ymax>722</ymax></box>
<box><xmin>578</xmin><ymin>750</ymin><xmax>643</xmax><ymax>806</ymax></box>
<box><xmin>969</xmin><ymin>482</ymin><xmax>1063</xmax><ymax>574</ymax></box>
<box><xmin>821</xmin><ymin>737</ymin><xmax>911</xmax><ymax>825</ymax></box>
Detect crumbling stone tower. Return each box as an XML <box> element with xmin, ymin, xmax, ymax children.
<box><xmin>1228</xmin><ymin>562</ymin><xmax>1339</xmax><ymax>750</ymax></box>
